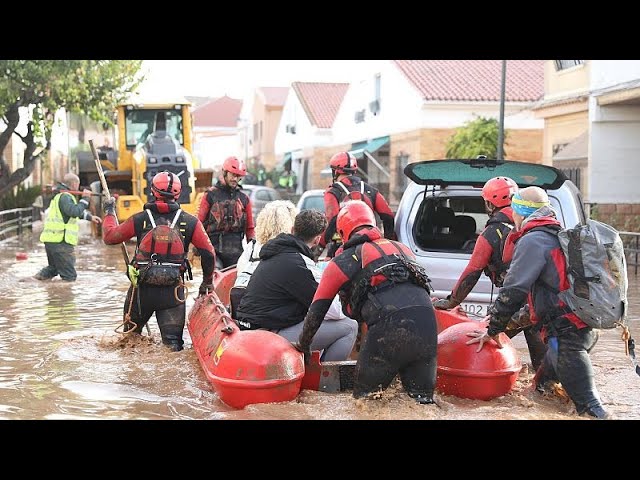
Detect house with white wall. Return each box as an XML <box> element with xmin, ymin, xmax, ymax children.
<box><xmin>191</xmin><ymin>95</ymin><xmax>243</xmax><ymax>171</ymax></box>
<box><xmin>274</xmin><ymin>82</ymin><xmax>349</xmax><ymax>193</ymax></box>
<box><xmin>531</xmin><ymin>60</ymin><xmax>640</xmax><ymax>229</ymax></box>
<box><xmin>589</xmin><ymin>61</ymin><xmax>640</xmax><ymax>207</ymax></box>
<box><xmin>309</xmin><ymin>60</ymin><xmax>545</xmax><ymax>205</ymax></box>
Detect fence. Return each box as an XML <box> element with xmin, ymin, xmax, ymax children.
<box><xmin>620</xmin><ymin>232</ymin><xmax>640</xmax><ymax>275</ymax></box>
<box><xmin>1</xmin><ymin>207</ymin><xmax>640</xmax><ymax>274</ymax></box>
<box><xmin>0</xmin><ymin>207</ymin><xmax>36</xmax><ymax>244</ymax></box>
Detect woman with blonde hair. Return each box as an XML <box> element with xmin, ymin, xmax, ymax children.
<box><xmin>230</xmin><ymin>200</ymin><xmax>298</xmax><ymax>317</ymax></box>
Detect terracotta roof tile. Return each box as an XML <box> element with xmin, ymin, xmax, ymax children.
<box><xmin>258</xmin><ymin>87</ymin><xmax>289</xmax><ymax>106</ymax></box>
<box><xmin>393</xmin><ymin>60</ymin><xmax>544</xmax><ymax>102</ymax></box>
<box><xmin>192</xmin><ymin>96</ymin><xmax>243</xmax><ymax>128</ymax></box>
<box><xmin>292</xmin><ymin>82</ymin><xmax>349</xmax><ymax>128</ymax></box>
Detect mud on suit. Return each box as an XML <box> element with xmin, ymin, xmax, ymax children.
<box><xmin>37</xmin><ymin>190</ymin><xmax>95</xmax><ymax>281</ymax></box>
<box><xmin>298</xmin><ymin>227</ymin><xmax>438</xmax><ymax>402</ymax></box>
<box><xmin>444</xmin><ymin>206</ymin><xmax>546</xmax><ymax>370</ymax></box>
<box><xmin>235</xmin><ymin>233</ymin><xmax>358</xmax><ymax>361</ymax></box>
<box><xmin>103</xmin><ymin>200</ymin><xmax>215</xmax><ymax>351</ymax></box>
<box><xmin>486</xmin><ymin>206</ymin><xmax>606</xmax><ymax>416</ymax></box>
<box><xmin>320</xmin><ymin>175</ymin><xmax>396</xmax><ymax>257</ymax></box>
<box><xmin>197</xmin><ymin>180</ymin><xmax>255</xmax><ymax>268</ymax></box>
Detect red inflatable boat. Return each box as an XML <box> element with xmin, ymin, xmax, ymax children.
<box><xmin>192</xmin><ymin>267</ymin><xmax>520</xmax><ymax>407</ymax></box>
<box><xmin>187</xmin><ymin>291</ymin><xmax>305</xmax><ymax>409</ymax></box>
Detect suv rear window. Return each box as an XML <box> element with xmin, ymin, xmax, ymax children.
<box><xmin>414</xmin><ymin>195</ymin><xmax>487</xmax><ymax>252</ymax></box>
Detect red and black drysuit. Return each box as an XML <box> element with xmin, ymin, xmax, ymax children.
<box><xmin>197</xmin><ymin>179</ymin><xmax>255</xmax><ymax>268</ymax></box>
<box><xmin>444</xmin><ymin>206</ymin><xmax>546</xmax><ymax>369</ymax></box>
<box><xmin>320</xmin><ymin>175</ymin><xmax>396</xmax><ymax>256</ymax></box>
<box><xmin>486</xmin><ymin>206</ymin><xmax>606</xmax><ymax>416</ymax></box>
<box><xmin>298</xmin><ymin>227</ymin><xmax>437</xmax><ymax>403</ymax></box>
<box><xmin>103</xmin><ymin>199</ymin><xmax>215</xmax><ymax>351</ymax></box>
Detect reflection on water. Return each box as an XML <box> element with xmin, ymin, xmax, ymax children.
<box><xmin>1</xmin><ymin>231</ymin><xmax>639</xmax><ymax>420</ymax></box>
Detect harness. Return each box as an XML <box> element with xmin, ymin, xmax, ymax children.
<box><xmin>344</xmin><ymin>240</ymin><xmax>431</xmax><ymax>321</ymax></box>
<box><xmin>483</xmin><ymin>219</ymin><xmax>513</xmax><ymax>286</ymax></box>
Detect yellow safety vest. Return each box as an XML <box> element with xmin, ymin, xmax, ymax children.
<box><xmin>39</xmin><ymin>193</ymin><xmax>80</xmax><ymax>245</ymax></box>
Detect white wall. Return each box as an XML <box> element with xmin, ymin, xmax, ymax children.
<box><xmin>591</xmin><ymin>60</ymin><xmax>640</xmax><ymax>90</ymax></box>
<box><xmin>421</xmin><ymin>102</ymin><xmax>542</xmax><ymax>129</ymax></box>
<box><xmin>588</xmin><ymin>99</ymin><xmax>640</xmax><ymax>203</ymax></box>
<box><xmin>274</xmin><ymin>88</ymin><xmax>319</xmax><ymax>156</ymax></box>
<box><xmin>331</xmin><ymin>61</ymin><xmax>424</xmax><ymax>146</ymax></box>
<box><xmin>194</xmin><ymin>133</ymin><xmax>239</xmax><ymax>170</ymax></box>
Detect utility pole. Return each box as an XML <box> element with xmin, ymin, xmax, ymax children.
<box><xmin>497</xmin><ymin>60</ymin><xmax>506</xmax><ymax>160</ymax></box>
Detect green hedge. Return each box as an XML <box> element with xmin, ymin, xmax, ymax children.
<box><xmin>0</xmin><ymin>184</ymin><xmax>43</xmax><ymax>210</ymax></box>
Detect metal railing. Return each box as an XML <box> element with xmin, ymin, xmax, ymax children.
<box><xmin>0</xmin><ymin>207</ymin><xmax>36</xmax><ymax>244</ymax></box>
<box><xmin>620</xmin><ymin>231</ymin><xmax>640</xmax><ymax>275</ymax></box>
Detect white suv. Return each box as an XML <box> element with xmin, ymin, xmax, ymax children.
<box><xmin>394</xmin><ymin>157</ymin><xmax>587</xmax><ymax>319</ymax></box>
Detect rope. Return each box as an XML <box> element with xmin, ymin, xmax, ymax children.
<box><xmin>617</xmin><ymin>322</ymin><xmax>631</xmax><ymax>356</ymax></box>
<box><xmin>115</xmin><ymin>286</ymin><xmax>140</xmax><ymax>336</ymax></box>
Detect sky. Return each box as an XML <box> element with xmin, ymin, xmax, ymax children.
<box><xmin>137</xmin><ymin>60</ymin><xmax>377</xmax><ymax>100</ymax></box>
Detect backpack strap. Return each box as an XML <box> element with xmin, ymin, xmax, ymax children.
<box><xmin>145</xmin><ymin>209</ymin><xmax>157</xmax><ymax>228</ymax></box>
<box><xmin>170</xmin><ymin>209</ymin><xmax>182</xmax><ymax>228</ymax></box>
<box><xmin>335</xmin><ymin>181</ymin><xmax>351</xmax><ymax>197</ymax></box>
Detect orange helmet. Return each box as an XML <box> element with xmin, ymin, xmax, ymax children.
<box><xmin>337</xmin><ymin>200</ymin><xmax>376</xmax><ymax>242</ymax></box>
<box><xmin>482</xmin><ymin>176</ymin><xmax>518</xmax><ymax>208</ymax></box>
<box><xmin>329</xmin><ymin>151</ymin><xmax>357</xmax><ymax>176</ymax></box>
<box><xmin>151</xmin><ymin>171</ymin><xmax>181</xmax><ymax>199</ymax></box>
<box><xmin>223</xmin><ymin>156</ymin><xmax>247</xmax><ymax>176</ymax></box>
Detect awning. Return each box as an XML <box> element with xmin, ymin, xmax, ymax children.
<box><xmin>276</xmin><ymin>152</ymin><xmax>292</xmax><ymax>170</ymax></box>
<box><xmin>349</xmin><ymin>136</ymin><xmax>390</xmax><ymax>159</ymax></box>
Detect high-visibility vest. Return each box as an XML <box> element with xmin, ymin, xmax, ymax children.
<box><xmin>39</xmin><ymin>193</ymin><xmax>80</xmax><ymax>245</ymax></box>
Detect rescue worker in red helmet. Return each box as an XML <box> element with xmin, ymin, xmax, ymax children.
<box><xmin>320</xmin><ymin>151</ymin><xmax>396</xmax><ymax>258</ymax></box>
<box><xmin>197</xmin><ymin>156</ymin><xmax>255</xmax><ymax>268</ymax></box>
<box><xmin>433</xmin><ymin>176</ymin><xmax>546</xmax><ymax>371</ymax></box>
<box><xmin>294</xmin><ymin>200</ymin><xmax>438</xmax><ymax>405</ymax></box>
<box><xmin>102</xmin><ymin>170</ymin><xmax>216</xmax><ymax>351</ymax></box>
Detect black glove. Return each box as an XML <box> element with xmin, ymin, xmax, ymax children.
<box><xmin>103</xmin><ymin>197</ymin><xmax>116</xmax><ymax>216</ymax></box>
<box><xmin>198</xmin><ymin>282</ymin><xmax>213</xmax><ymax>296</ymax></box>
<box><xmin>433</xmin><ymin>296</ymin><xmax>459</xmax><ymax>310</ymax></box>
<box><xmin>291</xmin><ymin>342</ymin><xmax>312</xmax><ymax>365</ymax></box>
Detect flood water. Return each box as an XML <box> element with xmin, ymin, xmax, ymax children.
<box><xmin>1</xmin><ymin>226</ymin><xmax>639</xmax><ymax>420</ymax></box>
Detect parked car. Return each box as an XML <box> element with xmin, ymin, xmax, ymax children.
<box><xmin>241</xmin><ymin>184</ymin><xmax>281</xmax><ymax>219</ymax></box>
<box><xmin>394</xmin><ymin>157</ymin><xmax>587</xmax><ymax>319</ymax></box>
<box><xmin>296</xmin><ymin>189</ymin><xmax>325</xmax><ymax>212</ymax></box>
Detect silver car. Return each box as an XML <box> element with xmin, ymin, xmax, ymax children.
<box><xmin>394</xmin><ymin>157</ymin><xmax>587</xmax><ymax>319</ymax></box>
<box><xmin>240</xmin><ymin>184</ymin><xmax>281</xmax><ymax>219</ymax></box>
<box><xmin>296</xmin><ymin>189</ymin><xmax>325</xmax><ymax>213</ymax></box>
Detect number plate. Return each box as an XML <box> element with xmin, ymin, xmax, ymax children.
<box><xmin>459</xmin><ymin>303</ymin><xmax>486</xmax><ymax>318</ymax></box>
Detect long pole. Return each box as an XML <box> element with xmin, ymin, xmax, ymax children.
<box><xmin>89</xmin><ymin>140</ymin><xmax>151</xmax><ymax>336</ymax></box>
<box><xmin>497</xmin><ymin>60</ymin><xmax>507</xmax><ymax>161</ymax></box>
<box><xmin>89</xmin><ymin>140</ymin><xmax>129</xmax><ymax>266</ymax></box>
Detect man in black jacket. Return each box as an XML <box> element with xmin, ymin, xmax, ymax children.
<box><xmin>236</xmin><ymin>209</ymin><xmax>358</xmax><ymax>361</ymax></box>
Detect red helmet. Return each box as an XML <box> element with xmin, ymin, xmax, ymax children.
<box><xmin>482</xmin><ymin>176</ymin><xmax>518</xmax><ymax>208</ymax></box>
<box><xmin>151</xmin><ymin>171</ymin><xmax>181</xmax><ymax>199</ymax></box>
<box><xmin>223</xmin><ymin>156</ymin><xmax>247</xmax><ymax>176</ymax></box>
<box><xmin>329</xmin><ymin>151</ymin><xmax>357</xmax><ymax>176</ymax></box>
<box><xmin>337</xmin><ymin>200</ymin><xmax>376</xmax><ymax>242</ymax></box>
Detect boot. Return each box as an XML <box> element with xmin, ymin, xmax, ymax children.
<box><xmin>578</xmin><ymin>404</ymin><xmax>613</xmax><ymax>420</ymax></box>
<box><xmin>408</xmin><ymin>392</ymin><xmax>436</xmax><ymax>405</ymax></box>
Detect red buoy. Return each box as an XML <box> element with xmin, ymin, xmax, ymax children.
<box><xmin>188</xmin><ymin>291</ymin><xmax>304</xmax><ymax>409</ymax></box>
<box><xmin>436</xmin><ymin>321</ymin><xmax>521</xmax><ymax>401</ymax></box>
<box><xmin>15</xmin><ymin>252</ymin><xmax>28</xmax><ymax>260</ymax></box>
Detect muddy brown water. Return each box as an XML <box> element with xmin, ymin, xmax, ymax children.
<box><xmin>1</xmin><ymin>227</ymin><xmax>638</xmax><ymax>420</ymax></box>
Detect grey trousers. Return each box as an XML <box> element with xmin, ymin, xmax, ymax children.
<box><xmin>276</xmin><ymin>317</ymin><xmax>358</xmax><ymax>362</ymax></box>
<box><xmin>36</xmin><ymin>242</ymin><xmax>77</xmax><ymax>281</ymax></box>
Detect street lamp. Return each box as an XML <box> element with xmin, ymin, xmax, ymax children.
<box><xmin>497</xmin><ymin>60</ymin><xmax>506</xmax><ymax>161</ymax></box>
